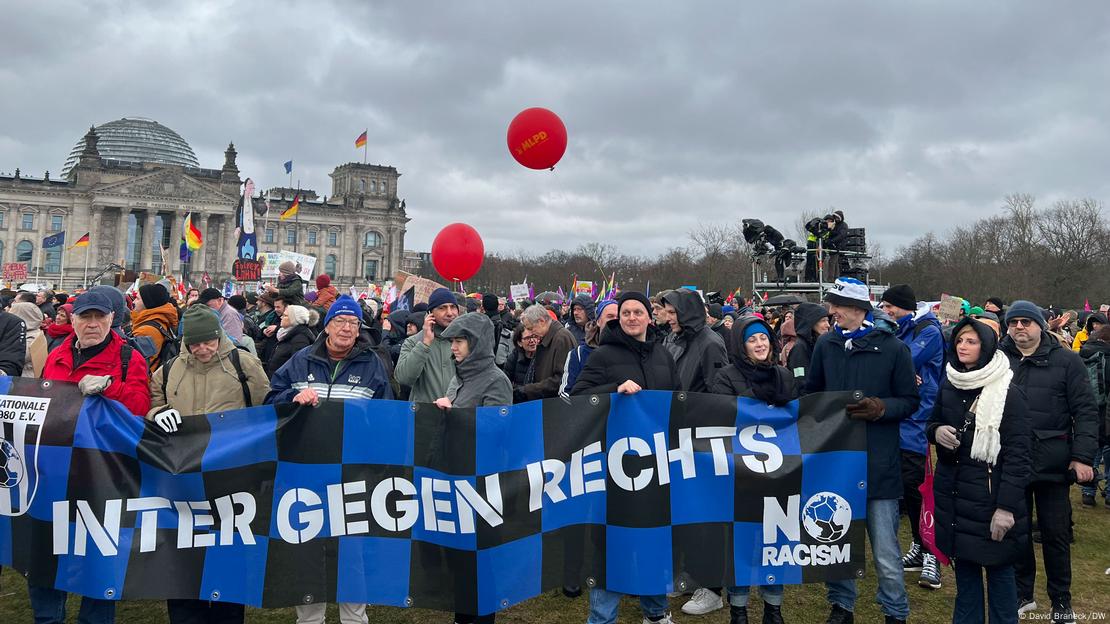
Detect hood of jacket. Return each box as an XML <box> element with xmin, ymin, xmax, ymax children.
<box><xmin>663</xmin><ymin>289</ymin><xmax>706</xmax><ymax>334</ymax></box>
<box><xmin>793</xmin><ymin>303</ymin><xmax>828</xmax><ymax>343</ymax></box>
<box><xmin>9</xmin><ymin>301</ymin><xmax>43</xmax><ymax>332</ymax></box>
<box><xmin>571</xmin><ymin>294</ymin><xmax>596</xmax><ymax>322</ymax></box>
<box><xmin>1085</xmin><ymin>312</ymin><xmax>1108</xmax><ymax>333</ymax></box>
<box><xmin>441</xmin><ymin>312</ymin><xmax>497</xmax><ymax>381</ymax></box>
<box><xmin>731</xmin><ymin>316</ymin><xmax>780</xmax><ymax>363</ymax></box>
<box><xmin>1079</xmin><ymin>338</ymin><xmax>1110</xmax><ymax>359</ymax></box>
<box><xmin>132</xmin><ymin>302</ymin><xmax>180</xmax><ymax>331</ymax></box>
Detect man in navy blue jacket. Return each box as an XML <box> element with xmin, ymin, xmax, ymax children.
<box><xmin>879</xmin><ymin>284</ymin><xmax>946</xmax><ymax>591</ymax></box>
<box><xmin>806</xmin><ymin>278</ymin><xmax>920</xmax><ymax>624</ymax></box>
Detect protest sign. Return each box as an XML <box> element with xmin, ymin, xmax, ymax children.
<box><xmin>233</xmin><ymin>259</ymin><xmax>263</xmax><ymax>282</ymax></box>
<box><xmin>938</xmin><ymin>294</ymin><xmax>963</xmax><ymax>324</ymax></box>
<box><xmin>0</xmin><ymin>379</ymin><xmax>866</xmax><ymax>615</ymax></box>
<box><xmin>510</xmin><ymin>283</ymin><xmax>530</xmax><ymax>301</ymax></box>
<box><xmin>2</xmin><ymin>263</ymin><xmax>28</xmax><ymax>282</ymax></box>
<box><xmin>258</xmin><ymin>250</ymin><xmax>316</xmax><ymax>281</ymax></box>
<box><xmin>573</xmin><ymin>280</ymin><xmax>593</xmax><ymax>295</ymax></box>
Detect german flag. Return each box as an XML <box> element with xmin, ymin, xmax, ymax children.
<box><xmin>280</xmin><ymin>194</ymin><xmax>300</xmax><ymax>221</ymax></box>
<box><xmin>355</xmin><ymin>130</ymin><xmax>367</xmax><ymax>149</ymax></box>
<box><xmin>69</xmin><ymin>232</ymin><xmax>90</xmax><ymax>249</ymax></box>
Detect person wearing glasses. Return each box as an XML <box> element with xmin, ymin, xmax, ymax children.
<box><xmin>999</xmin><ymin>301</ymin><xmax>1099</xmax><ymax>621</ymax></box>
<box><xmin>503</xmin><ymin>324</ymin><xmax>540</xmax><ymax>399</ymax></box>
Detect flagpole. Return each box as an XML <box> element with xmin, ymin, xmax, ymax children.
<box><xmin>58</xmin><ymin>234</ymin><xmax>66</xmax><ymax>290</ymax></box>
<box><xmin>83</xmin><ymin>241</ymin><xmax>90</xmax><ymax>288</ymax></box>
<box><xmin>363</xmin><ymin>139</ymin><xmax>367</xmax><ymax>165</ymax></box>
<box><xmin>295</xmin><ymin>179</ymin><xmax>301</xmax><ymax>253</ymax></box>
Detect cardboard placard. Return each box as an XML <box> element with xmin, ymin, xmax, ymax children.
<box><xmin>233</xmin><ymin>259</ymin><xmax>262</xmax><ymax>282</ymax></box>
<box><xmin>510</xmin><ymin>283</ymin><xmax>530</xmax><ymax>301</ymax></box>
<box><xmin>257</xmin><ymin>250</ymin><xmax>316</xmax><ymax>281</ymax></box>
<box><xmin>393</xmin><ymin>270</ymin><xmax>447</xmax><ymax>305</ymax></box>
<box><xmin>938</xmin><ymin>294</ymin><xmax>963</xmax><ymax>324</ymax></box>
<box><xmin>3</xmin><ymin>263</ymin><xmax>28</xmax><ymax>281</ymax></box>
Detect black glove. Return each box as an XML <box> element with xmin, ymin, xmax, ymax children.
<box><xmin>846</xmin><ymin>397</ymin><xmax>886</xmax><ymax>421</ymax></box>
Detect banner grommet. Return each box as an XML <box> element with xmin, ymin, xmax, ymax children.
<box><xmin>676</xmin><ymin>392</ymin><xmax>687</xmax><ymax>401</ymax></box>
<box><xmin>765</xmin><ymin>574</ymin><xmax>776</xmax><ymax>584</ymax></box>
<box><xmin>499</xmin><ymin>408</ymin><xmax>508</xmax><ymax>416</ymax></box>
<box><xmin>211</xmin><ymin>591</ymin><xmax>220</xmax><ymax>600</ymax></box>
<box><xmin>404</xmin><ymin>596</ymin><xmax>413</xmax><ymax>607</ymax></box>
<box><xmin>857</xmin><ymin>481</ymin><xmax>866</xmax><ymax>489</ymax></box>
<box><xmin>103</xmin><ymin>588</ymin><xmax>116</xmax><ymax>599</ymax></box>
<box><xmin>302</xmin><ymin>594</ymin><xmax>314</xmax><ymax>604</ymax></box>
<box><xmin>585</xmin><ymin>577</ymin><xmax>596</xmax><ymax>588</ymax></box>
<box><xmin>40</xmin><ymin>380</ymin><xmax>51</xmax><ymax>390</ymax></box>
<box><xmin>589</xmin><ymin>396</ymin><xmax>599</xmax><ymax>406</ymax></box>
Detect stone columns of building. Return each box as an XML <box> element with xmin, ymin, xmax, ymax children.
<box><xmin>195</xmin><ymin>213</ymin><xmax>208</xmax><ymax>273</ymax></box>
<box><xmin>35</xmin><ymin>207</ymin><xmax>47</xmax><ymax>275</ymax></box>
<box><xmin>140</xmin><ymin>210</ymin><xmax>156</xmax><ymax>271</ymax></box>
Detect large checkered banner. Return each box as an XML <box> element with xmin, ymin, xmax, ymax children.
<box><xmin>0</xmin><ymin>377</ymin><xmax>867</xmax><ymax>616</ymax></box>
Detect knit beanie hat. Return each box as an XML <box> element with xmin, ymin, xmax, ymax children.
<box><xmin>742</xmin><ymin>323</ymin><xmax>770</xmax><ymax>342</ymax></box>
<box><xmin>182</xmin><ymin>304</ymin><xmax>222</xmax><ymax>346</ymax></box>
<box><xmin>707</xmin><ymin>303</ymin><xmax>724</xmax><ymax>320</ymax></box>
<box><xmin>824</xmin><ymin>278</ymin><xmax>872</xmax><ymax>311</ymax></box>
<box><xmin>278</xmin><ymin>260</ymin><xmax>297</xmax><ymax>276</ymax></box>
<box><xmin>324</xmin><ymin>295</ymin><xmax>363</xmax><ymax>326</ymax></box>
<box><xmin>427</xmin><ymin>288</ymin><xmax>456</xmax><ymax>311</ymax></box>
<box><xmin>138</xmin><ymin>283</ymin><xmax>171</xmax><ymax>310</ymax></box>
<box><xmin>285</xmin><ymin>304</ymin><xmax>310</xmax><ymax>326</ymax></box>
<box><xmin>596</xmin><ymin>299</ymin><xmax>618</xmax><ymax>319</ymax></box>
<box><xmin>1004</xmin><ymin>300</ymin><xmax>1047</xmax><ymax>330</ymax></box>
<box><xmin>617</xmin><ymin>291</ymin><xmax>651</xmax><ymax>315</ymax></box>
<box><xmin>227</xmin><ymin>294</ymin><xmax>247</xmax><ymax>311</ymax></box>
<box><xmin>879</xmin><ymin>284</ymin><xmax>916</xmax><ymax>312</ymax></box>
<box><xmin>316</xmin><ymin>274</ymin><xmax>331</xmax><ymax>289</ymax></box>
<box><xmin>482</xmin><ymin>293</ymin><xmax>499</xmax><ymax>313</ymax></box>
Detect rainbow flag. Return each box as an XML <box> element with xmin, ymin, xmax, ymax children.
<box><xmin>355</xmin><ymin>130</ymin><xmax>368</xmax><ymax>149</ymax></box>
<box><xmin>281</xmin><ymin>195</ymin><xmax>300</xmax><ymax>221</ymax></box>
<box><xmin>69</xmin><ymin>232</ymin><xmax>90</xmax><ymax>249</ymax></box>
<box><xmin>183</xmin><ymin>213</ymin><xmax>203</xmax><ymax>250</ymax></box>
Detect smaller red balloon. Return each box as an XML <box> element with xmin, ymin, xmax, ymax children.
<box><xmin>431</xmin><ymin>223</ymin><xmax>485</xmax><ymax>283</ymax></box>
<box><xmin>507</xmin><ymin>107</ymin><xmax>568</xmax><ymax>170</ymax></box>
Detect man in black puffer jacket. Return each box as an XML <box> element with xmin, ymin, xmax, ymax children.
<box><xmin>661</xmin><ymin>289</ymin><xmax>728</xmax><ymax>392</ymax></box>
<box><xmin>786</xmin><ymin>302</ymin><xmax>830</xmax><ymax>385</ymax></box>
<box><xmin>1000</xmin><ymin>301</ymin><xmax>1099</xmax><ymax>619</ymax></box>
<box><xmin>0</xmin><ymin>309</ymin><xmax>27</xmax><ymax>376</ymax></box>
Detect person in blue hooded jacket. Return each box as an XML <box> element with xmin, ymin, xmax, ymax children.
<box><xmin>559</xmin><ymin>299</ymin><xmax>618</xmax><ymax>397</ymax></box>
<box><xmin>565</xmin><ymin>293</ymin><xmax>596</xmax><ymax>346</ymax></box>
<box><xmin>804</xmin><ymin>278</ymin><xmax>919</xmax><ymax>624</ymax></box>
<box><xmin>878</xmin><ymin>284</ymin><xmax>946</xmax><ymax>591</ymax></box>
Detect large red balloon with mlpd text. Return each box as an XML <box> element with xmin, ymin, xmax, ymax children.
<box><xmin>431</xmin><ymin>223</ymin><xmax>485</xmax><ymax>282</ymax></box>
<box><xmin>506</xmin><ymin>107</ymin><xmax>568</xmax><ymax>170</ymax></box>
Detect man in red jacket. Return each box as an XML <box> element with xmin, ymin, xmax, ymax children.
<box><xmin>41</xmin><ymin>289</ymin><xmax>151</xmax><ymax>416</ymax></box>
<box><xmin>32</xmin><ymin>289</ymin><xmax>151</xmax><ymax>624</ymax></box>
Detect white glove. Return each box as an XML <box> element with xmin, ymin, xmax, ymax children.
<box><xmin>153</xmin><ymin>409</ymin><xmax>182</xmax><ymax>433</ymax></box>
<box><xmin>935</xmin><ymin>425</ymin><xmax>960</xmax><ymax>450</ymax></box>
<box><xmin>78</xmin><ymin>375</ymin><xmax>113</xmax><ymax>396</ymax></box>
<box><xmin>990</xmin><ymin>508</ymin><xmax>1014</xmax><ymax>542</ymax></box>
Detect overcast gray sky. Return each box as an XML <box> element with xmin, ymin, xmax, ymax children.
<box><xmin>3</xmin><ymin>1</ymin><xmax>1109</xmax><ymax>257</ymax></box>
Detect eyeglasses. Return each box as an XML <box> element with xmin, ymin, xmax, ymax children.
<box><xmin>523</xmin><ymin>335</ymin><xmax>541</xmax><ymax>342</ymax></box>
<box><xmin>330</xmin><ymin>317</ymin><xmax>361</xmax><ymax>328</ymax></box>
<box><xmin>1007</xmin><ymin>318</ymin><xmax>1035</xmax><ymax>328</ymax></box>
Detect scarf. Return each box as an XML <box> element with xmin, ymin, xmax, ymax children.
<box><xmin>277</xmin><ymin>326</ymin><xmax>292</xmax><ymax>342</ymax></box>
<box><xmin>735</xmin><ymin>356</ymin><xmax>793</xmax><ymax>406</ymax></box>
<box><xmin>837</xmin><ymin>312</ymin><xmax>875</xmax><ymax>351</ymax></box>
<box><xmin>945</xmin><ymin>350</ymin><xmax>1013</xmax><ymax>465</ymax></box>
<box><xmin>44</xmin><ymin>321</ymin><xmax>74</xmax><ymax>340</ymax></box>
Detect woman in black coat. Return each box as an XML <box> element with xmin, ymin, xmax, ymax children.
<box><xmin>927</xmin><ymin>317</ymin><xmax>1031</xmax><ymax>624</ymax></box>
<box><xmin>709</xmin><ymin>316</ymin><xmax>793</xmax><ymax>624</ymax></box>
<box><xmin>266</xmin><ymin>305</ymin><xmax>318</xmax><ymax>377</ymax></box>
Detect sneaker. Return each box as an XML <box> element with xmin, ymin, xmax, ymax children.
<box><xmin>644</xmin><ymin>612</ymin><xmax>676</xmax><ymax>624</ymax></box>
<box><xmin>1052</xmin><ymin>600</ymin><xmax>1075</xmax><ymax>623</ymax></box>
<box><xmin>681</xmin><ymin>588</ymin><xmax>723</xmax><ymax>615</ymax></box>
<box><xmin>900</xmin><ymin>542</ymin><xmax>923</xmax><ymax>572</ymax></box>
<box><xmin>1018</xmin><ymin>598</ymin><xmax>1037</xmax><ymax>616</ymax></box>
<box><xmin>825</xmin><ymin>605</ymin><xmax>854</xmax><ymax>624</ymax></box>
<box><xmin>1082</xmin><ymin>491</ymin><xmax>1097</xmax><ymax>507</ymax></box>
<box><xmin>918</xmin><ymin>553</ymin><xmax>942</xmax><ymax>589</ymax></box>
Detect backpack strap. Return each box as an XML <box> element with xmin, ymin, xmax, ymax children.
<box><xmin>160</xmin><ymin>356</ymin><xmax>178</xmax><ymax>404</ymax></box>
<box><xmin>120</xmin><ymin>343</ymin><xmax>132</xmax><ymax>384</ymax></box>
<box><xmin>228</xmin><ymin>349</ymin><xmax>253</xmax><ymax>408</ymax></box>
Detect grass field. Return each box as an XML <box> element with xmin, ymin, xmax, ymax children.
<box><xmin>2</xmin><ymin>489</ymin><xmax>1107</xmax><ymax>623</ymax></box>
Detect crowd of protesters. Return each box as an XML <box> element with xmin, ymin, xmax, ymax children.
<box><xmin>0</xmin><ymin>262</ymin><xmax>1104</xmax><ymax>624</ymax></box>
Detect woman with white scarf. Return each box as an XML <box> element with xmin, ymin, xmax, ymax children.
<box><xmin>928</xmin><ymin>317</ymin><xmax>1032</xmax><ymax>624</ymax></box>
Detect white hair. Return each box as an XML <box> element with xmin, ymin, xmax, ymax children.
<box><xmin>285</xmin><ymin>305</ymin><xmax>311</xmax><ymax>326</ymax></box>
<box><xmin>520</xmin><ymin>305</ymin><xmax>552</xmax><ymax>326</ymax></box>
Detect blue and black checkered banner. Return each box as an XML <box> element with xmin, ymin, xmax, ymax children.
<box><xmin>0</xmin><ymin>377</ymin><xmax>867</xmax><ymax>615</ymax></box>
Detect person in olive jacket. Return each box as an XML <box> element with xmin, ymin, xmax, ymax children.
<box><xmin>928</xmin><ymin>317</ymin><xmax>1032</xmax><ymax>624</ymax></box>
<box><xmin>999</xmin><ymin>300</ymin><xmax>1097</xmax><ymax>620</ymax></box>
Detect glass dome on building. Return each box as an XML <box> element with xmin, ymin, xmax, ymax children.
<box><xmin>62</xmin><ymin>117</ymin><xmax>199</xmax><ymax>177</ymax></box>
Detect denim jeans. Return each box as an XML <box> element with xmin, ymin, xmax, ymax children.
<box><xmin>294</xmin><ymin>603</ymin><xmax>367</xmax><ymax>624</ymax></box>
<box><xmin>587</xmin><ymin>588</ymin><xmax>668</xmax><ymax>624</ymax></box>
<box><xmin>28</xmin><ymin>585</ymin><xmax>116</xmax><ymax>624</ymax></box>
<box><xmin>1080</xmin><ymin>445</ymin><xmax>1109</xmax><ymax>496</ymax></box>
<box><xmin>952</xmin><ymin>559</ymin><xmax>1017</xmax><ymax>624</ymax></box>
<box><xmin>727</xmin><ymin>585</ymin><xmax>783</xmax><ymax>607</ymax></box>
<box><xmin>825</xmin><ymin>498</ymin><xmax>909</xmax><ymax>620</ymax></box>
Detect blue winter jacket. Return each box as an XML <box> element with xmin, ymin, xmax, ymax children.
<box><xmin>804</xmin><ymin>312</ymin><xmax>920</xmax><ymax>500</ymax></box>
<box><xmin>559</xmin><ymin>343</ymin><xmax>595</xmax><ymax>397</ymax></box>
<box><xmin>265</xmin><ymin>334</ymin><xmax>394</xmax><ymax>405</ymax></box>
<box><xmin>896</xmin><ymin>311</ymin><xmax>945</xmax><ymax>455</ymax></box>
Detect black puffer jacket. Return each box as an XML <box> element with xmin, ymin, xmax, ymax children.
<box><xmin>266</xmin><ymin>323</ymin><xmax>317</xmax><ymax>377</ymax></box>
<box><xmin>1000</xmin><ymin>333</ymin><xmax>1099</xmax><ymax>482</ymax></box>
<box><xmin>1078</xmin><ymin>338</ymin><xmax>1110</xmax><ymax>445</ymax></box>
<box><xmin>786</xmin><ymin>303</ymin><xmax>828</xmax><ymax>384</ymax></box>
<box><xmin>927</xmin><ymin>318</ymin><xmax>1032</xmax><ymax>566</ymax></box>
<box><xmin>710</xmin><ymin>317</ymin><xmax>796</xmax><ymax>402</ymax></box>
<box><xmin>571</xmin><ymin>320</ymin><xmax>679</xmax><ymax>395</ymax></box>
<box><xmin>661</xmin><ymin>289</ymin><xmax>728</xmax><ymax>392</ymax></box>
<box><xmin>0</xmin><ymin>311</ymin><xmax>27</xmax><ymax>376</ymax></box>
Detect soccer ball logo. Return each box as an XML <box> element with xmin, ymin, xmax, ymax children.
<box><xmin>0</xmin><ymin>438</ymin><xmax>25</xmax><ymax>489</ymax></box>
<box><xmin>802</xmin><ymin>492</ymin><xmax>852</xmax><ymax>543</ymax></box>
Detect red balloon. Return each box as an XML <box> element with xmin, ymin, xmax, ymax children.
<box><xmin>431</xmin><ymin>223</ymin><xmax>485</xmax><ymax>282</ymax></box>
<box><xmin>506</xmin><ymin>107</ymin><xmax>568</xmax><ymax>170</ymax></box>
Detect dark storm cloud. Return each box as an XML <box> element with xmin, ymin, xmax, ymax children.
<box><xmin>3</xmin><ymin>1</ymin><xmax>1110</xmax><ymax>256</ymax></box>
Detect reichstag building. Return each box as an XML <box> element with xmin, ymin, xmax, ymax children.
<box><xmin>0</xmin><ymin>117</ymin><xmax>409</xmax><ymax>288</ymax></box>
